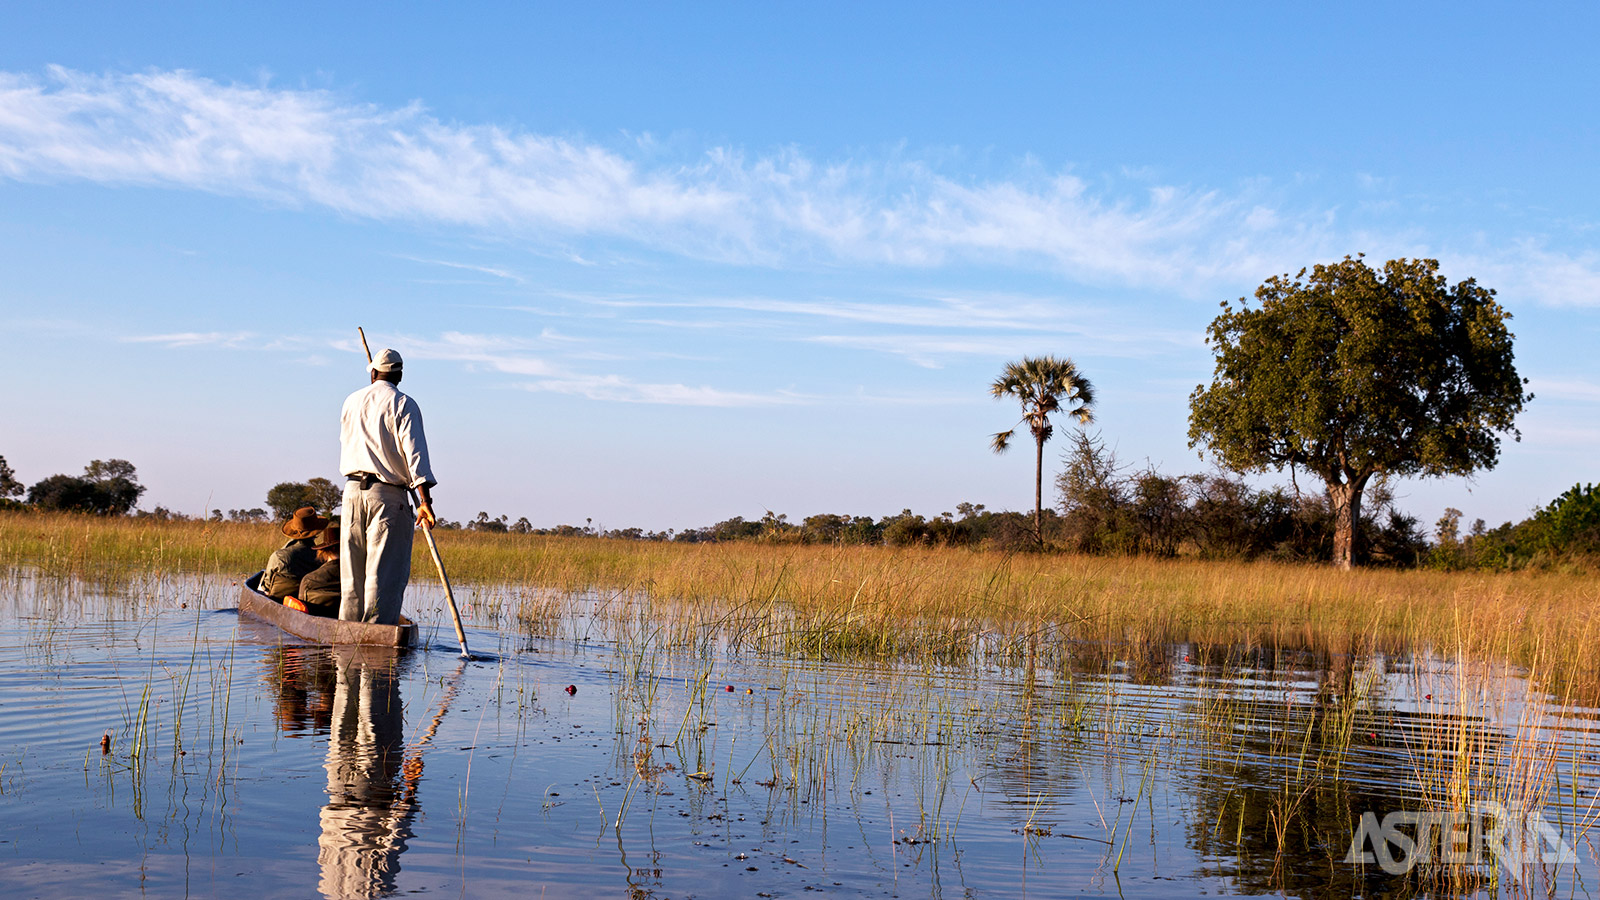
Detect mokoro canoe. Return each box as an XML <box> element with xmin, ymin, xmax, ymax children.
<box><xmin>239</xmin><ymin>572</ymin><xmax>417</xmax><ymax>648</ymax></box>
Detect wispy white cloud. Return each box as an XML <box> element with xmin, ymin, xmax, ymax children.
<box><xmin>398</xmin><ymin>255</ymin><xmax>525</xmax><ymax>284</ymax></box>
<box><xmin>122</xmin><ymin>330</ymin><xmax>253</xmax><ymax>347</ymax></box>
<box><xmin>345</xmin><ymin>330</ymin><xmax>792</xmax><ymax>407</ymax></box>
<box><xmin>807</xmin><ymin>330</ymin><xmax>1194</xmax><ymax>367</ymax></box>
<box><xmin>0</xmin><ymin>67</ymin><xmax>737</xmax><ymax>236</ymax></box>
<box><xmin>0</xmin><ymin>66</ymin><xmax>1329</xmax><ymax>293</ymax></box>
<box><xmin>1454</xmin><ymin>241</ymin><xmax>1600</xmax><ymax>309</ymax></box>
<box><xmin>808</xmin><ymin>334</ymin><xmax>1046</xmax><ymax>368</ymax></box>
<box><xmin>6</xmin><ymin>67</ymin><xmax>1597</xmax><ymax>304</ymax></box>
<box><xmin>587</xmin><ymin>289</ymin><xmax>1200</xmax><ymax>363</ymax></box>
<box><xmin>345</xmin><ymin>331</ymin><xmax>561</xmax><ymax>376</ymax></box>
<box><xmin>514</xmin><ymin>373</ymin><xmax>963</xmax><ymax>407</ymax></box>
<box><xmin>518</xmin><ymin>375</ymin><xmax>803</xmax><ymax>407</ymax></box>
<box><xmin>1527</xmin><ymin>376</ymin><xmax>1600</xmax><ymax>403</ymax></box>
<box><xmin>591</xmin><ymin>293</ymin><xmax>1054</xmax><ymax>330</ymax></box>
<box><xmin>1516</xmin><ymin>419</ymin><xmax>1600</xmax><ymax>449</ymax></box>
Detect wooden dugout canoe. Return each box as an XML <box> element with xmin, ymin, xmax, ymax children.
<box><xmin>239</xmin><ymin>572</ymin><xmax>417</xmax><ymax>648</ymax></box>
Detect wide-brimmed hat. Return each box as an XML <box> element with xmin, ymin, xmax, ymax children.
<box><xmin>282</xmin><ymin>506</ymin><xmax>331</xmax><ymax>539</ymax></box>
<box><xmin>313</xmin><ymin>522</ymin><xmax>341</xmax><ymax>551</ymax></box>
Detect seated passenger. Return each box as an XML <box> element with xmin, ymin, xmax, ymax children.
<box><xmin>293</xmin><ymin>524</ymin><xmax>342</xmax><ymax>618</ymax></box>
<box><xmin>261</xmin><ymin>507</ymin><xmax>328</xmax><ymax>600</ymax></box>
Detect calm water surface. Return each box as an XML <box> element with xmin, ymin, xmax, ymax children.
<box><xmin>1</xmin><ymin>571</ymin><xmax>1596</xmax><ymax>898</ymax></box>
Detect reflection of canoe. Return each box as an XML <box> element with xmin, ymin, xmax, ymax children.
<box><xmin>240</xmin><ymin>572</ymin><xmax>417</xmax><ymax>648</ymax></box>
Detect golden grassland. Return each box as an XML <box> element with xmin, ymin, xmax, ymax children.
<box><xmin>3</xmin><ymin>509</ymin><xmax>1597</xmax><ymax>686</ymax></box>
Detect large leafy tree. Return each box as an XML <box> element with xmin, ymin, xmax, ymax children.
<box><xmin>1188</xmin><ymin>256</ymin><xmax>1528</xmax><ymax>569</ymax></box>
<box><xmin>84</xmin><ymin>459</ymin><xmax>145</xmax><ymax>514</ymax></box>
<box><xmin>991</xmin><ymin>356</ymin><xmax>1096</xmax><ymax>547</ymax></box>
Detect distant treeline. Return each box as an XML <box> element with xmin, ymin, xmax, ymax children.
<box><xmin>445</xmin><ymin>432</ymin><xmax>1600</xmax><ymax>570</ymax></box>
<box><xmin>3</xmin><ymin>452</ymin><xmax>1594</xmax><ymax>570</ymax></box>
<box><xmin>444</xmin><ymin>503</ymin><xmax>1031</xmax><ymax>548</ymax></box>
<box><xmin>1047</xmin><ymin>433</ymin><xmax>1596</xmax><ymax>570</ymax></box>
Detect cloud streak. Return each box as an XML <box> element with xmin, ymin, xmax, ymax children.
<box><xmin>399</xmin><ymin>255</ymin><xmax>525</xmax><ymax>284</ymax></box>
<box><xmin>588</xmin><ymin>290</ymin><xmax>1201</xmax><ymax>364</ymax></box>
<box><xmin>518</xmin><ymin>375</ymin><xmax>802</xmax><ymax>407</ymax></box>
<box><xmin>807</xmin><ymin>329</ymin><xmax>1196</xmax><ymax>367</ymax></box>
<box><xmin>347</xmin><ymin>331</ymin><xmax>562</xmax><ymax>376</ymax></box>
<box><xmin>0</xmin><ymin>66</ymin><xmax>1330</xmax><ymax>294</ymax></box>
<box><xmin>0</xmin><ymin>67</ymin><xmax>736</xmax><ymax>237</ymax></box>
<box><xmin>1527</xmin><ymin>376</ymin><xmax>1600</xmax><ymax>403</ymax></box>
<box><xmin>345</xmin><ymin>330</ymin><xmax>798</xmax><ymax>407</ymax></box>
<box><xmin>122</xmin><ymin>330</ymin><xmax>254</xmax><ymax>348</ymax></box>
<box><xmin>4</xmin><ymin>67</ymin><xmax>1597</xmax><ymax>304</ymax></box>
<box><xmin>1455</xmin><ymin>241</ymin><xmax>1600</xmax><ymax>309</ymax></box>
<box><xmin>592</xmin><ymin>293</ymin><xmax>1056</xmax><ymax>330</ymax></box>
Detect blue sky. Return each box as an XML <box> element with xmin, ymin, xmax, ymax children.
<box><xmin>1</xmin><ymin>2</ymin><xmax>1597</xmax><ymax>531</ymax></box>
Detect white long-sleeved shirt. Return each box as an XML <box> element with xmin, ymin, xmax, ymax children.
<box><xmin>339</xmin><ymin>381</ymin><xmax>437</xmax><ymax>490</ymax></box>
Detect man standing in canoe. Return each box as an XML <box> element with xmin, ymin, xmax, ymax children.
<box><xmin>339</xmin><ymin>347</ymin><xmax>438</xmax><ymax>625</ymax></box>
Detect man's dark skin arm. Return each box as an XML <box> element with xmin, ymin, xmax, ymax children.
<box><xmin>416</xmin><ymin>484</ymin><xmax>436</xmax><ymax>529</ymax></box>
<box><xmin>373</xmin><ymin>368</ymin><xmax>438</xmax><ymax>529</ymax></box>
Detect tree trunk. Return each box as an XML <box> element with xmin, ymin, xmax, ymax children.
<box><xmin>1327</xmin><ymin>477</ymin><xmax>1366</xmax><ymax>570</ymax></box>
<box><xmin>1034</xmin><ymin>434</ymin><xmax>1045</xmax><ymax>548</ymax></box>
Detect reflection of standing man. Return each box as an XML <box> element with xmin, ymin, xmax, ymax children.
<box><xmin>318</xmin><ymin>646</ymin><xmax>412</xmax><ymax>899</ymax></box>
<box><xmin>339</xmin><ymin>348</ymin><xmax>438</xmax><ymax>624</ymax></box>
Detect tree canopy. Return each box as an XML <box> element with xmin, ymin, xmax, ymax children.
<box><xmin>27</xmin><ymin>459</ymin><xmax>145</xmax><ymax>515</ymax></box>
<box><xmin>1188</xmin><ymin>256</ymin><xmax>1528</xmax><ymax>568</ymax></box>
<box><xmin>265</xmin><ymin>477</ymin><xmax>343</xmax><ymax>521</ymax></box>
<box><xmin>0</xmin><ymin>456</ymin><xmax>21</xmax><ymax>500</ymax></box>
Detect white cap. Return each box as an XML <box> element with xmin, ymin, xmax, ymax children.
<box><xmin>368</xmin><ymin>348</ymin><xmax>403</xmax><ymax>373</ymax></box>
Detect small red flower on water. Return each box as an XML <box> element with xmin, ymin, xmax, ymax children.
<box><xmin>1425</xmin><ymin>694</ymin><xmax>1432</xmax><ymax>701</ymax></box>
<box><xmin>726</xmin><ymin>685</ymin><xmax>735</xmax><ymax>692</ymax></box>
<box><xmin>564</xmin><ymin>685</ymin><xmax>577</xmax><ymax>695</ymax></box>
<box><xmin>1368</xmin><ymin>732</ymin><xmax>1377</xmax><ymax>740</ymax></box>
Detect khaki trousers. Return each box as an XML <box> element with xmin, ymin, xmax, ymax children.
<box><xmin>340</xmin><ymin>481</ymin><xmax>414</xmax><ymax>624</ymax></box>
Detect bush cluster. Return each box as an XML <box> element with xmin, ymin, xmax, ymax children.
<box><xmin>19</xmin><ymin>459</ymin><xmax>147</xmax><ymax>516</ymax></box>
<box><xmin>1428</xmin><ymin>483</ymin><xmax>1600</xmax><ymax>571</ymax></box>
<box><xmin>1052</xmin><ymin>432</ymin><xmax>1428</xmax><ymax>565</ymax></box>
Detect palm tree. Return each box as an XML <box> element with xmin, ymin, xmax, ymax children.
<box><xmin>990</xmin><ymin>356</ymin><xmax>1095</xmax><ymax>547</ymax></box>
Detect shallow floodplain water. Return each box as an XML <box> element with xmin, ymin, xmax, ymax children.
<box><xmin>2</xmin><ymin>571</ymin><xmax>1598</xmax><ymax>898</ymax></box>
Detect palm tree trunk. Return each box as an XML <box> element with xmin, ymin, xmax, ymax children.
<box><xmin>1034</xmin><ymin>433</ymin><xmax>1044</xmax><ymax>548</ymax></box>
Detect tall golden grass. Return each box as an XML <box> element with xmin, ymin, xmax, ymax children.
<box><xmin>3</xmin><ymin>509</ymin><xmax>1596</xmax><ymax>687</ymax></box>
